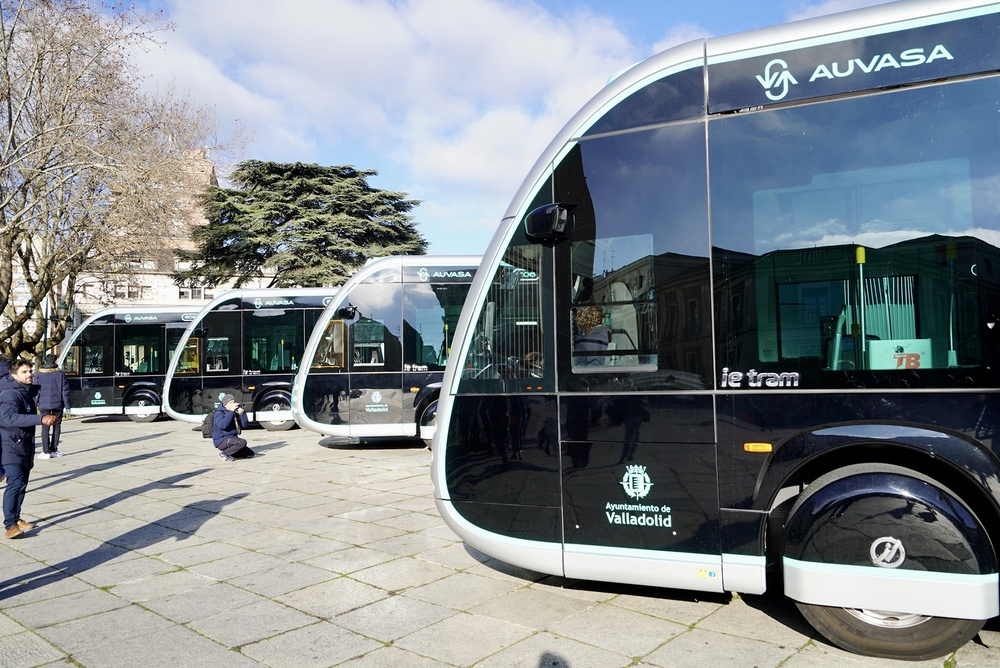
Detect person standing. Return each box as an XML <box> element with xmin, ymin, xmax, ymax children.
<box><xmin>0</xmin><ymin>359</ymin><xmax>58</xmax><ymax>538</ymax></box>
<box><xmin>35</xmin><ymin>354</ymin><xmax>70</xmax><ymax>458</ymax></box>
<box><xmin>212</xmin><ymin>394</ymin><xmax>254</xmax><ymax>461</ymax></box>
<box><xmin>0</xmin><ymin>352</ymin><xmax>9</xmax><ymax>484</ymax></box>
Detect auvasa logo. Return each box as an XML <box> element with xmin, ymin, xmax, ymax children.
<box><xmin>756</xmin><ymin>44</ymin><xmax>954</xmax><ymax>101</ymax></box>
<box><xmin>756</xmin><ymin>59</ymin><xmax>797</xmax><ymax>101</ymax></box>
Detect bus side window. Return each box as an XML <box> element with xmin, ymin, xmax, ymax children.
<box><xmin>84</xmin><ymin>347</ymin><xmax>104</xmax><ymax>374</ymax></box>
<box><xmin>177</xmin><ymin>338</ymin><xmax>200</xmax><ymax>374</ymax></box>
<box><xmin>63</xmin><ymin>347</ymin><xmax>81</xmax><ymax>376</ymax></box>
<box><xmin>312</xmin><ymin>320</ymin><xmax>344</xmax><ymax>369</ymax></box>
<box><xmin>353</xmin><ymin>319</ymin><xmax>386</xmax><ymax>367</ymax></box>
<box><xmin>207</xmin><ymin>337</ymin><xmax>229</xmax><ymax>371</ymax></box>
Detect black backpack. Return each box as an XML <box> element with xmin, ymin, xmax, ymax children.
<box><xmin>201</xmin><ymin>412</ymin><xmax>214</xmax><ymax>439</ymax></box>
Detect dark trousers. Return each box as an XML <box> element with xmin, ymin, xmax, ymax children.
<box><xmin>3</xmin><ymin>464</ymin><xmax>29</xmax><ymax>529</ymax></box>
<box><xmin>217</xmin><ymin>436</ymin><xmax>254</xmax><ymax>458</ymax></box>
<box><xmin>40</xmin><ymin>409</ymin><xmax>63</xmax><ymax>453</ymax></box>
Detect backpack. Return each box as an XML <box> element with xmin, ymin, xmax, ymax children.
<box><xmin>201</xmin><ymin>412</ymin><xmax>214</xmax><ymax>439</ymax></box>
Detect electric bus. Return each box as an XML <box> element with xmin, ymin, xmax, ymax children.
<box><xmin>292</xmin><ymin>255</ymin><xmax>480</xmax><ymax>444</ymax></box>
<box><xmin>58</xmin><ymin>306</ymin><xmax>200</xmax><ymax>422</ymax></box>
<box><xmin>432</xmin><ymin>0</ymin><xmax>1000</xmax><ymax>659</ymax></box>
<box><xmin>163</xmin><ymin>288</ymin><xmax>335</xmax><ymax>430</ymax></box>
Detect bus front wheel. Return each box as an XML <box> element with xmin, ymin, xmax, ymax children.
<box><xmin>258</xmin><ymin>396</ymin><xmax>294</xmax><ymax>431</ymax></box>
<box><xmin>418</xmin><ymin>399</ymin><xmax>437</xmax><ymax>448</ymax></box>
<box><xmin>128</xmin><ymin>397</ymin><xmax>159</xmax><ymax>423</ymax></box>
<box><xmin>795</xmin><ymin>603</ymin><xmax>983</xmax><ymax>660</ymax></box>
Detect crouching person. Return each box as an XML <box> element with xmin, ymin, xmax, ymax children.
<box><xmin>212</xmin><ymin>394</ymin><xmax>254</xmax><ymax>461</ymax></box>
<box><xmin>0</xmin><ymin>359</ymin><xmax>59</xmax><ymax>538</ymax></box>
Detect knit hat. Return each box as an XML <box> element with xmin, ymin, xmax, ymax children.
<box><xmin>220</xmin><ymin>393</ymin><xmax>236</xmax><ymax>406</ymax></box>
<box><xmin>41</xmin><ymin>354</ymin><xmax>57</xmax><ymax>369</ymax></box>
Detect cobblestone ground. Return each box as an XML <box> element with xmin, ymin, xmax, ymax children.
<box><xmin>0</xmin><ymin>416</ymin><xmax>997</xmax><ymax>667</ymax></box>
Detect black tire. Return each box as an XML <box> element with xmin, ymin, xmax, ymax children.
<box><xmin>127</xmin><ymin>397</ymin><xmax>159</xmax><ymax>423</ymax></box>
<box><xmin>787</xmin><ymin>463</ymin><xmax>988</xmax><ymax>660</ymax></box>
<box><xmin>796</xmin><ymin>602</ymin><xmax>984</xmax><ymax>660</ymax></box>
<box><xmin>257</xmin><ymin>396</ymin><xmax>295</xmax><ymax>431</ymax></box>
<box><xmin>418</xmin><ymin>399</ymin><xmax>437</xmax><ymax>449</ymax></box>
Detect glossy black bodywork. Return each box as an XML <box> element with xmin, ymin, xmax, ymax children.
<box><xmin>446</xmin><ymin>393</ymin><xmax>721</xmax><ymax>554</ymax></box>
<box><xmin>446</xmin><ymin>389</ymin><xmax>1000</xmax><ymax>560</ymax></box>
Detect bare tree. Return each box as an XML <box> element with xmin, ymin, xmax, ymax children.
<box><xmin>0</xmin><ymin>0</ymin><xmax>234</xmax><ymax>358</ymax></box>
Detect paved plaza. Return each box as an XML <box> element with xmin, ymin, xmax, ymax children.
<box><xmin>0</xmin><ymin>416</ymin><xmax>998</xmax><ymax>667</ymax></box>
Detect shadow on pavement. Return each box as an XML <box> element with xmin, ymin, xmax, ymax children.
<box><xmin>0</xmin><ymin>478</ymin><xmax>247</xmax><ymax>601</ymax></box>
<box><xmin>29</xmin><ymin>450</ymin><xmax>173</xmax><ymax>492</ymax></box>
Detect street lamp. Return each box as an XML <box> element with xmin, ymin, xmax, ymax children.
<box><xmin>25</xmin><ymin>298</ymin><xmax>72</xmax><ymax>357</ymax></box>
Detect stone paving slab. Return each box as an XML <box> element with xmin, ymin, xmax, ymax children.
<box><xmin>0</xmin><ymin>416</ymin><xmax>997</xmax><ymax>667</ymax></box>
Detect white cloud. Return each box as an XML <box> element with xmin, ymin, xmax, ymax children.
<box><xmin>651</xmin><ymin>23</ymin><xmax>712</xmax><ymax>56</ymax></box>
<box><xmin>132</xmin><ymin>0</ymin><xmax>639</xmax><ymax>254</ymax></box>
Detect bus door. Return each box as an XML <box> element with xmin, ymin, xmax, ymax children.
<box><xmin>114</xmin><ymin>323</ymin><xmax>165</xmax><ymax>404</ymax></box>
<box><xmin>401</xmin><ymin>280</ymin><xmax>474</xmax><ymax>430</ymax></box>
<box><xmin>62</xmin><ymin>316</ymin><xmax>118</xmax><ymax>415</ymax></box>
<box><xmin>548</xmin><ymin>133</ymin><xmax>718</xmax><ymax>588</ymax></box>
<box><xmin>304</xmin><ymin>317</ymin><xmax>349</xmax><ymax>426</ymax></box>
<box><xmin>343</xmin><ymin>282</ymin><xmax>404</xmax><ymax>436</ymax></box>
<box><xmin>201</xmin><ymin>308</ymin><xmax>243</xmax><ymax>412</ymax></box>
<box><xmin>76</xmin><ymin>322</ymin><xmax>116</xmax><ymax>411</ymax></box>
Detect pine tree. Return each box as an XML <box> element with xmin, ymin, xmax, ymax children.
<box><xmin>176</xmin><ymin>160</ymin><xmax>427</xmax><ymax>287</ymax></box>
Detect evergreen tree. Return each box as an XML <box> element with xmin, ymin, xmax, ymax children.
<box><xmin>176</xmin><ymin>160</ymin><xmax>427</xmax><ymax>287</ymax></box>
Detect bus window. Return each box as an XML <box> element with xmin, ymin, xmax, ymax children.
<box><xmin>551</xmin><ymin>125</ymin><xmax>710</xmax><ymax>392</ymax></box>
<box><xmin>344</xmin><ymin>283</ymin><xmax>402</xmax><ymax>372</ymax></box>
<box><xmin>63</xmin><ymin>347</ymin><xmax>80</xmax><ymax>376</ymax></box>
<box><xmin>403</xmin><ymin>282</ymin><xmax>472</xmax><ymax>371</ymax></box>
<box><xmin>353</xmin><ymin>320</ymin><xmax>385</xmax><ymax>366</ymax></box>
<box><xmin>569</xmin><ymin>235</ymin><xmax>657</xmax><ymax>372</ymax></box>
<box><xmin>711</xmin><ymin>76</ymin><xmax>1000</xmax><ymax>387</ymax></box>
<box><xmin>244</xmin><ymin>308</ymin><xmax>302</xmax><ymax>372</ymax></box>
<box><xmin>206</xmin><ymin>337</ymin><xmax>230</xmax><ymax>371</ymax></box>
<box><xmin>119</xmin><ymin>324</ymin><xmax>164</xmax><ymax>374</ymax></box>
<box><xmin>312</xmin><ymin>320</ymin><xmax>344</xmax><ymax>369</ymax></box>
<box><xmin>176</xmin><ymin>338</ymin><xmax>200</xmax><ymax>374</ymax></box>
<box><xmin>84</xmin><ymin>347</ymin><xmax>104</xmax><ymax>374</ymax></box>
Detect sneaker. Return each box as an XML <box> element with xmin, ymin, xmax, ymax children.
<box><xmin>16</xmin><ymin>520</ymin><xmax>34</xmax><ymax>530</ymax></box>
<box><xmin>37</xmin><ymin>452</ymin><xmax>52</xmax><ymax>459</ymax></box>
<box><xmin>5</xmin><ymin>526</ymin><xmax>23</xmax><ymax>539</ymax></box>
<box><xmin>51</xmin><ymin>451</ymin><xmax>63</xmax><ymax>458</ymax></box>
<box><xmin>218</xmin><ymin>451</ymin><xmax>234</xmax><ymax>462</ymax></box>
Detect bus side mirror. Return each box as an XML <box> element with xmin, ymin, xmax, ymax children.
<box><xmin>337</xmin><ymin>305</ymin><xmax>358</xmax><ymax>320</ymax></box>
<box><xmin>525</xmin><ymin>203</ymin><xmax>575</xmax><ymax>245</ymax></box>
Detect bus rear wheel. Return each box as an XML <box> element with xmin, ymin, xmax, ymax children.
<box><xmin>128</xmin><ymin>398</ymin><xmax>159</xmax><ymax>423</ymax></box>
<box><xmin>783</xmin><ymin>463</ymin><xmax>993</xmax><ymax>660</ymax></box>
<box><xmin>258</xmin><ymin>396</ymin><xmax>295</xmax><ymax>431</ymax></box>
<box><xmin>796</xmin><ymin>602</ymin><xmax>984</xmax><ymax>660</ymax></box>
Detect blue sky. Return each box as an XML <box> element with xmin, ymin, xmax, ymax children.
<box><xmin>131</xmin><ymin>0</ymin><xmax>894</xmax><ymax>256</ymax></box>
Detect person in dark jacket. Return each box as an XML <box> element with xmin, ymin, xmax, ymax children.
<box><xmin>0</xmin><ymin>352</ymin><xmax>9</xmax><ymax>484</ymax></box>
<box><xmin>212</xmin><ymin>394</ymin><xmax>253</xmax><ymax>461</ymax></box>
<box><xmin>35</xmin><ymin>354</ymin><xmax>71</xmax><ymax>458</ymax></box>
<box><xmin>0</xmin><ymin>359</ymin><xmax>58</xmax><ymax>538</ymax></box>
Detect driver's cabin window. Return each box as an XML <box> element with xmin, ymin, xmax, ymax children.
<box><xmin>312</xmin><ymin>320</ymin><xmax>344</xmax><ymax>369</ymax></box>
<box><xmin>176</xmin><ymin>338</ymin><xmax>200</xmax><ymax>374</ymax></box>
